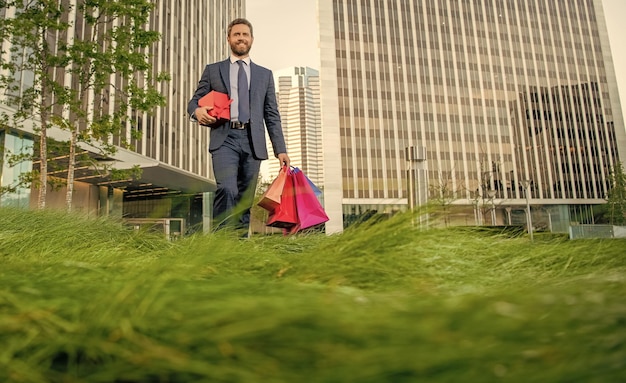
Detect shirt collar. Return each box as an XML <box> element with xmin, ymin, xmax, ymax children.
<box><xmin>230</xmin><ymin>55</ymin><xmax>251</xmax><ymax>65</ymax></box>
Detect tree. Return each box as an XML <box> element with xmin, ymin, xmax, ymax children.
<box><xmin>428</xmin><ymin>168</ymin><xmax>459</xmax><ymax>227</ymax></box>
<box><xmin>0</xmin><ymin>0</ymin><xmax>167</xmax><ymax>210</ymax></box>
<box><xmin>468</xmin><ymin>156</ymin><xmax>499</xmax><ymax>226</ymax></box>
<box><xmin>606</xmin><ymin>160</ymin><xmax>626</xmax><ymax>225</ymax></box>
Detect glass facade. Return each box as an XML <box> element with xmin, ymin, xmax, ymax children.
<box><xmin>0</xmin><ymin>131</ymin><xmax>33</xmax><ymax>208</ymax></box>
<box><xmin>319</xmin><ymin>0</ymin><xmax>625</xmax><ymax>232</ymax></box>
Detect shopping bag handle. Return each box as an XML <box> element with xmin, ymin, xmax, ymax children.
<box><xmin>282</xmin><ymin>165</ymin><xmax>300</xmax><ymax>175</ymax></box>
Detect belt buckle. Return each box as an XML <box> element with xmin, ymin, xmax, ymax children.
<box><xmin>231</xmin><ymin>121</ymin><xmax>247</xmax><ymax>129</ymax></box>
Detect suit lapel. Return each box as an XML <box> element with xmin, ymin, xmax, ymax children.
<box><xmin>249</xmin><ymin>62</ymin><xmax>260</xmax><ymax>100</ymax></box>
<box><xmin>219</xmin><ymin>59</ymin><xmax>231</xmax><ymax>96</ymax></box>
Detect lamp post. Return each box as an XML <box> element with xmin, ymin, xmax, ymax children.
<box><xmin>487</xmin><ymin>189</ymin><xmax>497</xmax><ymax>225</ymax></box>
<box><xmin>522</xmin><ymin>179</ymin><xmax>533</xmax><ymax>241</ymax></box>
<box><xmin>405</xmin><ymin>146</ymin><xmax>427</xmax><ymax>210</ymax></box>
<box><xmin>406</xmin><ymin>146</ymin><xmax>428</xmax><ymax>228</ymax></box>
<box><xmin>472</xmin><ymin>190</ymin><xmax>482</xmax><ymax>226</ymax></box>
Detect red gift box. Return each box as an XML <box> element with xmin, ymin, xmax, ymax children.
<box><xmin>199</xmin><ymin>91</ymin><xmax>232</xmax><ymax>126</ymax></box>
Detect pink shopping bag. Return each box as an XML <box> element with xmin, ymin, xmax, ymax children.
<box><xmin>290</xmin><ymin>167</ymin><xmax>329</xmax><ymax>232</ymax></box>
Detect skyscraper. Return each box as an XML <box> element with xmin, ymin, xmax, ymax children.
<box><xmin>263</xmin><ymin>67</ymin><xmax>323</xmax><ymax>187</ymax></box>
<box><xmin>136</xmin><ymin>1</ymin><xmax>244</xmax><ymax>181</ymax></box>
<box><xmin>318</xmin><ymin>0</ymin><xmax>625</xmax><ymax>233</ymax></box>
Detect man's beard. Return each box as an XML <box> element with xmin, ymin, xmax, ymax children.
<box><xmin>230</xmin><ymin>41</ymin><xmax>251</xmax><ymax>56</ymax></box>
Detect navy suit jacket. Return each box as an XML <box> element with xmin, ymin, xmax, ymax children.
<box><xmin>188</xmin><ymin>58</ymin><xmax>286</xmax><ymax>160</ymax></box>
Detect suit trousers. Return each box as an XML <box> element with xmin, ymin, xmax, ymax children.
<box><xmin>211</xmin><ymin>128</ymin><xmax>261</xmax><ymax>231</ymax></box>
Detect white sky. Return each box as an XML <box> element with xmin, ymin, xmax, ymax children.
<box><xmin>247</xmin><ymin>0</ymin><xmax>626</xmax><ymax>124</ymax></box>
<box><xmin>246</xmin><ymin>0</ymin><xmax>319</xmax><ymax>70</ymax></box>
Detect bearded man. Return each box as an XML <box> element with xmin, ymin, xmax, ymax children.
<box><xmin>188</xmin><ymin>18</ymin><xmax>290</xmax><ymax>235</ymax></box>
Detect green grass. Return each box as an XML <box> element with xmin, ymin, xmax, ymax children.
<box><xmin>1</xmin><ymin>207</ymin><xmax>625</xmax><ymax>382</ymax></box>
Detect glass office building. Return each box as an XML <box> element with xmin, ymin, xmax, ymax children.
<box><xmin>318</xmin><ymin>0</ymin><xmax>625</xmax><ymax>233</ymax></box>
<box><xmin>1</xmin><ymin>1</ymin><xmax>244</xmax><ymax>233</ymax></box>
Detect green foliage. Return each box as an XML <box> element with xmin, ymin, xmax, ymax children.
<box><xmin>1</xmin><ymin>208</ymin><xmax>625</xmax><ymax>382</ymax></box>
<box><xmin>109</xmin><ymin>164</ymin><xmax>142</xmax><ymax>181</ymax></box>
<box><xmin>606</xmin><ymin>161</ymin><xmax>626</xmax><ymax>225</ymax></box>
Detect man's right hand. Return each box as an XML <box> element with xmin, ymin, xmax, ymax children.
<box><xmin>195</xmin><ymin>106</ymin><xmax>216</xmax><ymax>126</ymax></box>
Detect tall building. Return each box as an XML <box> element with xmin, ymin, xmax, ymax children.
<box><xmin>318</xmin><ymin>0</ymin><xmax>625</xmax><ymax>233</ymax></box>
<box><xmin>0</xmin><ymin>1</ymin><xmax>245</xmax><ymax>233</ymax></box>
<box><xmin>263</xmin><ymin>67</ymin><xmax>323</xmax><ymax>186</ymax></box>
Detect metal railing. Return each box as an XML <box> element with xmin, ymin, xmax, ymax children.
<box><xmin>125</xmin><ymin>218</ymin><xmax>185</xmax><ymax>240</ymax></box>
<box><xmin>569</xmin><ymin>224</ymin><xmax>620</xmax><ymax>239</ymax></box>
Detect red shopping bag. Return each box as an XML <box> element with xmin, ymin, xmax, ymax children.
<box><xmin>258</xmin><ymin>167</ymin><xmax>287</xmax><ymax>212</ymax></box>
<box><xmin>266</xmin><ymin>169</ymin><xmax>298</xmax><ymax>229</ymax></box>
<box><xmin>290</xmin><ymin>167</ymin><xmax>329</xmax><ymax>232</ymax></box>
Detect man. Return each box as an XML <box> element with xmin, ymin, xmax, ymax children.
<box><xmin>188</xmin><ymin>18</ymin><xmax>290</xmax><ymax>234</ymax></box>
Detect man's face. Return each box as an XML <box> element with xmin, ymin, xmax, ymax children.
<box><xmin>228</xmin><ymin>24</ymin><xmax>253</xmax><ymax>57</ymax></box>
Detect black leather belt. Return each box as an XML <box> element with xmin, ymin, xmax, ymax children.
<box><xmin>230</xmin><ymin>121</ymin><xmax>249</xmax><ymax>129</ymax></box>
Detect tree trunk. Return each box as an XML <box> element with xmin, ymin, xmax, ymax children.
<box><xmin>38</xmin><ymin>97</ymin><xmax>48</xmax><ymax>210</ymax></box>
<box><xmin>37</xmin><ymin>27</ymin><xmax>50</xmax><ymax>210</ymax></box>
<box><xmin>65</xmin><ymin>126</ymin><xmax>77</xmax><ymax>212</ymax></box>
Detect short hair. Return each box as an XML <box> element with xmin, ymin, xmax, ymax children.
<box><xmin>228</xmin><ymin>18</ymin><xmax>253</xmax><ymax>37</ymax></box>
